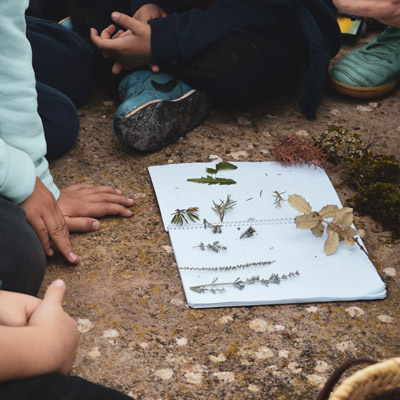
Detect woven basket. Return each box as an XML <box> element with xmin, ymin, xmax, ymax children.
<box><xmin>329</xmin><ymin>358</ymin><xmax>400</xmax><ymax>400</ymax></box>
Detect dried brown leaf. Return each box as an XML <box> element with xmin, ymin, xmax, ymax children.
<box><xmin>311</xmin><ymin>222</ymin><xmax>325</xmax><ymax>237</ymax></box>
<box><xmin>324</xmin><ymin>230</ymin><xmax>339</xmax><ymax>255</ymax></box>
<box><xmin>333</xmin><ymin>207</ymin><xmax>353</xmax><ymax>225</ymax></box>
<box><xmin>289</xmin><ymin>194</ymin><xmax>312</xmax><ymax>214</ymax></box>
<box><xmin>295</xmin><ymin>213</ymin><xmax>321</xmax><ymax>229</ymax></box>
<box><xmin>319</xmin><ymin>204</ymin><xmax>340</xmax><ymax>218</ymax></box>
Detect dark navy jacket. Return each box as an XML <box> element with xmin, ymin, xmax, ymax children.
<box><xmin>129</xmin><ymin>0</ymin><xmax>341</xmax><ymax>119</ymax></box>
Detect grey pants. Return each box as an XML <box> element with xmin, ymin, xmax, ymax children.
<box><xmin>0</xmin><ymin>195</ymin><xmax>46</xmax><ymax>295</ymax></box>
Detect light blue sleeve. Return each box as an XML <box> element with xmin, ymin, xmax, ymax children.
<box><xmin>0</xmin><ymin>0</ymin><xmax>59</xmax><ymax>203</ymax></box>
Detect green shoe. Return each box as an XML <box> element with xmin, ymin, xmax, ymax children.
<box><xmin>330</xmin><ymin>26</ymin><xmax>400</xmax><ymax>98</ymax></box>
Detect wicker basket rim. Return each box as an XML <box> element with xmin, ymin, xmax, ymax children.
<box><xmin>330</xmin><ymin>357</ymin><xmax>400</xmax><ymax>400</ymax></box>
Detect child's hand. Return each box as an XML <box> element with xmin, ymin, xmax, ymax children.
<box><xmin>90</xmin><ymin>12</ymin><xmax>152</xmax><ymax>73</ymax></box>
<box><xmin>133</xmin><ymin>4</ymin><xmax>166</xmax><ymax>23</ymax></box>
<box><xmin>0</xmin><ymin>290</ymin><xmax>41</xmax><ymax>327</ymax></box>
<box><xmin>57</xmin><ymin>184</ymin><xmax>134</xmax><ymax>232</ymax></box>
<box><xmin>20</xmin><ymin>178</ymin><xmax>79</xmax><ymax>264</ymax></box>
<box><xmin>28</xmin><ymin>280</ymin><xmax>78</xmax><ymax>375</ymax></box>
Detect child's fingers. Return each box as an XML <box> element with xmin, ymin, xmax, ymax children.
<box><xmin>111</xmin><ymin>12</ymin><xmax>146</xmax><ymax>33</ymax></box>
<box><xmin>65</xmin><ymin>217</ymin><xmax>100</xmax><ymax>233</ymax></box>
<box><xmin>43</xmin><ymin>280</ymin><xmax>66</xmax><ymax>305</ymax></box>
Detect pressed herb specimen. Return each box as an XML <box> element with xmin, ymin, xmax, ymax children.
<box><xmin>288</xmin><ymin>194</ymin><xmax>370</xmax><ymax>258</ymax></box>
<box><xmin>203</xmin><ymin>219</ymin><xmax>222</xmax><ymax>233</ymax></box>
<box><xmin>273</xmin><ymin>190</ymin><xmax>286</xmax><ymax>208</ymax></box>
<box><xmin>206</xmin><ymin>161</ymin><xmax>238</xmax><ymax>175</ymax></box>
<box><xmin>195</xmin><ymin>241</ymin><xmax>227</xmax><ymax>253</ymax></box>
<box><xmin>190</xmin><ymin>271</ymin><xmax>299</xmax><ymax>293</ymax></box>
<box><xmin>180</xmin><ymin>260</ymin><xmax>275</xmax><ymax>271</ymax></box>
<box><xmin>187</xmin><ymin>176</ymin><xmax>236</xmax><ymax>185</ymax></box>
<box><xmin>171</xmin><ymin>207</ymin><xmax>199</xmax><ymax>226</ymax></box>
<box><xmin>240</xmin><ymin>226</ymin><xmax>256</xmax><ymax>239</ymax></box>
<box><xmin>212</xmin><ymin>194</ymin><xmax>237</xmax><ymax>222</ymax></box>
<box><xmin>272</xmin><ymin>135</ymin><xmax>329</xmax><ymax>168</ymax></box>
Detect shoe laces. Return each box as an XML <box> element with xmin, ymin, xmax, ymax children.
<box><xmin>359</xmin><ymin>27</ymin><xmax>400</xmax><ymax>64</ymax></box>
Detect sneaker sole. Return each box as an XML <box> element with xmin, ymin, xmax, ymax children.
<box><xmin>329</xmin><ymin>73</ymin><xmax>399</xmax><ymax>99</ymax></box>
<box><xmin>114</xmin><ymin>90</ymin><xmax>211</xmax><ymax>152</ymax></box>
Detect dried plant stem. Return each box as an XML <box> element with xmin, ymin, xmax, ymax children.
<box><xmin>325</xmin><ymin>220</ymin><xmax>371</xmax><ymax>262</ymax></box>
<box><xmin>190</xmin><ymin>271</ymin><xmax>299</xmax><ymax>293</ymax></box>
<box><xmin>180</xmin><ymin>260</ymin><xmax>276</xmax><ymax>271</ymax></box>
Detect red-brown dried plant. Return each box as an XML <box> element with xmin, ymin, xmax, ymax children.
<box><xmin>272</xmin><ymin>135</ymin><xmax>330</xmax><ymax>168</ymax></box>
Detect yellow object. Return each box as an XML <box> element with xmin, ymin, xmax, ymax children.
<box><xmin>337</xmin><ymin>15</ymin><xmax>361</xmax><ymax>35</ymax></box>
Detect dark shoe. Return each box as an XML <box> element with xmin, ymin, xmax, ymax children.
<box><xmin>114</xmin><ymin>70</ymin><xmax>211</xmax><ymax>152</ymax></box>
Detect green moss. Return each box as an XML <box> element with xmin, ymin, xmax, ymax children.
<box><xmin>342</xmin><ymin>153</ymin><xmax>400</xmax><ymax>188</ymax></box>
<box><xmin>313</xmin><ymin>125</ymin><xmax>366</xmax><ymax>163</ymax></box>
<box><xmin>350</xmin><ymin>183</ymin><xmax>400</xmax><ymax>239</ymax></box>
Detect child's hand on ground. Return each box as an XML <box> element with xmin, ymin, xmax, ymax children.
<box><xmin>333</xmin><ymin>0</ymin><xmax>400</xmax><ymax>27</ymax></box>
<box><xmin>0</xmin><ymin>290</ymin><xmax>41</xmax><ymax>327</ymax></box>
<box><xmin>20</xmin><ymin>178</ymin><xmax>78</xmax><ymax>264</ymax></box>
<box><xmin>57</xmin><ymin>184</ymin><xmax>134</xmax><ymax>232</ymax></box>
<box><xmin>90</xmin><ymin>12</ymin><xmax>152</xmax><ymax>73</ymax></box>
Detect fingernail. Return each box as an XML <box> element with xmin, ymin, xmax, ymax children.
<box><xmin>69</xmin><ymin>252</ymin><xmax>79</xmax><ymax>262</ymax></box>
<box><xmin>127</xmin><ymin>210</ymin><xmax>133</xmax><ymax>216</ymax></box>
<box><xmin>112</xmin><ymin>12</ymin><xmax>120</xmax><ymax>20</ymax></box>
<box><xmin>115</xmin><ymin>189</ymin><xmax>122</xmax><ymax>194</ymax></box>
<box><xmin>128</xmin><ymin>198</ymin><xmax>134</xmax><ymax>203</ymax></box>
<box><xmin>54</xmin><ymin>279</ymin><xmax>65</xmax><ymax>287</ymax></box>
<box><xmin>92</xmin><ymin>220</ymin><xmax>100</xmax><ymax>231</ymax></box>
<box><xmin>48</xmin><ymin>249</ymin><xmax>54</xmax><ymax>256</ymax></box>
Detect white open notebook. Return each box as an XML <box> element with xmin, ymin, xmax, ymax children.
<box><xmin>148</xmin><ymin>162</ymin><xmax>386</xmax><ymax>308</ymax></box>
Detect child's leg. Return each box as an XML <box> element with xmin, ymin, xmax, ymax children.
<box><xmin>26</xmin><ymin>16</ymin><xmax>94</xmax><ymax>107</ymax></box>
<box><xmin>36</xmin><ymin>82</ymin><xmax>80</xmax><ymax>159</ymax></box>
<box><xmin>0</xmin><ymin>196</ymin><xmax>46</xmax><ymax>296</ymax></box>
<box><xmin>164</xmin><ymin>25</ymin><xmax>307</xmax><ymax>103</ymax></box>
<box><xmin>0</xmin><ymin>372</ymin><xmax>132</xmax><ymax>400</ymax></box>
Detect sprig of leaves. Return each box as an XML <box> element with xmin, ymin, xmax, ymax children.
<box><xmin>190</xmin><ymin>271</ymin><xmax>299</xmax><ymax>293</ymax></box>
<box><xmin>171</xmin><ymin>207</ymin><xmax>199</xmax><ymax>226</ymax></box>
<box><xmin>203</xmin><ymin>219</ymin><xmax>222</xmax><ymax>233</ymax></box>
<box><xmin>194</xmin><ymin>241</ymin><xmax>227</xmax><ymax>252</ymax></box>
<box><xmin>288</xmin><ymin>194</ymin><xmax>370</xmax><ymax>258</ymax></box>
<box><xmin>273</xmin><ymin>191</ymin><xmax>286</xmax><ymax>208</ymax></box>
<box><xmin>206</xmin><ymin>161</ymin><xmax>238</xmax><ymax>175</ymax></box>
<box><xmin>187</xmin><ymin>175</ymin><xmax>236</xmax><ymax>185</ymax></box>
<box><xmin>212</xmin><ymin>194</ymin><xmax>237</xmax><ymax>222</ymax></box>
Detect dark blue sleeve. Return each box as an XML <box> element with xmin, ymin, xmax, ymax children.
<box><xmin>129</xmin><ymin>0</ymin><xmax>182</xmax><ymax>15</ymax></box>
<box><xmin>148</xmin><ymin>0</ymin><xmax>295</xmax><ymax>63</ymax></box>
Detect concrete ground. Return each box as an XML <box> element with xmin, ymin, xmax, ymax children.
<box><xmin>46</xmin><ymin>30</ymin><xmax>400</xmax><ymax>399</ymax></box>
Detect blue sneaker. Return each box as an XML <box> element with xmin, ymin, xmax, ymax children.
<box><xmin>330</xmin><ymin>26</ymin><xmax>400</xmax><ymax>98</ymax></box>
<box><xmin>114</xmin><ymin>70</ymin><xmax>211</xmax><ymax>152</ymax></box>
<box><xmin>58</xmin><ymin>16</ymin><xmax>74</xmax><ymax>30</ymax></box>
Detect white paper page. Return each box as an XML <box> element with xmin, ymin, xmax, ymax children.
<box><xmin>148</xmin><ymin>162</ymin><xmax>343</xmax><ymax>230</ymax></box>
<box><xmin>148</xmin><ymin>162</ymin><xmax>386</xmax><ymax>308</ymax></box>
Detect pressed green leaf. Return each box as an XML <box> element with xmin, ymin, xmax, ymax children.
<box><xmin>319</xmin><ymin>204</ymin><xmax>339</xmax><ymax>218</ymax></box>
<box><xmin>311</xmin><ymin>222</ymin><xmax>325</xmax><ymax>237</ymax></box>
<box><xmin>295</xmin><ymin>213</ymin><xmax>320</xmax><ymax>229</ymax></box>
<box><xmin>288</xmin><ymin>194</ymin><xmax>312</xmax><ymax>214</ymax></box>
<box><xmin>206</xmin><ymin>162</ymin><xmax>237</xmax><ymax>175</ymax></box>
<box><xmin>187</xmin><ymin>175</ymin><xmax>237</xmax><ymax>185</ymax></box>
<box><xmin>324</xmin><ymin>230</ymin><xmax>339</xmax><ymax>255</ymax></box>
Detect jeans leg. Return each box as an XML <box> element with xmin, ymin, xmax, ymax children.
<box><xmin>0</xmin><ymin>196</ymin><xmax>46</xmax><ymax>296</ymax></box>
<box><xmin>36</xmin><ymin>81</ymin><xmax>80</xmax><ymax>159</ymax></box>
<box><xmin>26</xmin><ymin>15</ymin><xmax>94</xmax><ymax>108</ymax></box>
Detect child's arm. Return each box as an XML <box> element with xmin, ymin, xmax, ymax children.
<box><xmin>0</xmin><ymin>280</ymin><xmax>78</xmax><ymax>382</ymax></box>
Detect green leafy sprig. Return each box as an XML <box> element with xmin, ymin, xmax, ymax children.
<box><xmin>212</xmin><ymin>194</ymin><xmax>237</xmax><ymax>222</ymax></box>
<box><xmin>171</xmin><ymin>207</ymin><xmax>199</xmax><ymax>226</ymax></box>
<box><xmin>206</xmin><ymin>161</ymin><xmax>238</xmax><ymax>175</ymax></box>
<box><xmin>187</xmin><ymin>176</ymin><xmax>236</xmax><ymax>185</ymax></box>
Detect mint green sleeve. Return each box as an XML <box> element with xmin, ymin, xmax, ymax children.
<box><xmin>0</xmin><ymin>0</ymin><xmax>60</xmax><ymax>204</ymax></box>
